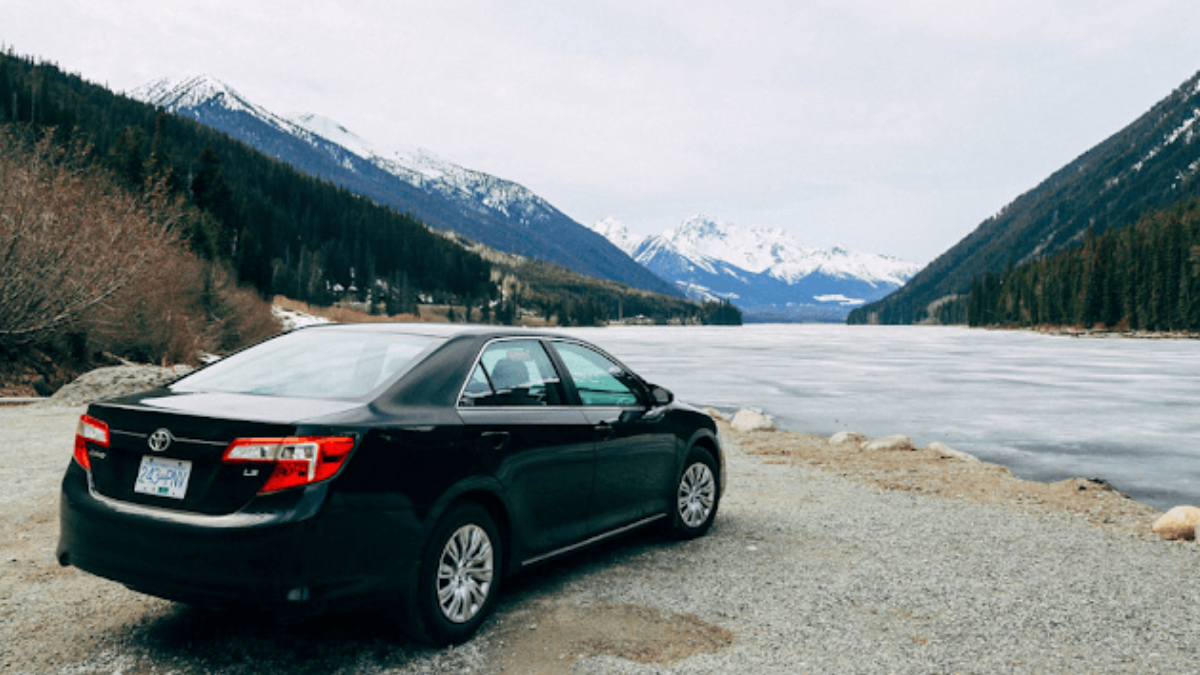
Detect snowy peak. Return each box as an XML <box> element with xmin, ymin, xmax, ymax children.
<box><xmin>665</xmin><ymin>215</ymin><xmax>802</xmax><ymax>274</ymax></box>
<box><xmin>597</xmin><ymin>215</ymin><xmax>922</xmax><ymax>286</ymax></box>
<box><xmin>591</xmin><ymin>217</ymin><xmax>644</xmax><ymax>256</ymax></box>
<box><xmin>134</xmin><ymin>75</ymin><xmax>265</xmax><ymax>118</ymax></box>
<box><xmin>286</xmin><ymin>112</ymin><xmax>381</xmax><ymax>161</ymax></box>
<box><xmin>589</xmin><ymin>216</ymin><xmax>923</xmax><ymax>321</ymax></box>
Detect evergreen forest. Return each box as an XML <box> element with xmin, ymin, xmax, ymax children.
<box><xmin>963</xmin><ymin>198</ymin><xmax>1200</xmax><ymax>331</ymax></box>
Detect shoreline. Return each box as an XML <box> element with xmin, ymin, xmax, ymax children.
<box><xmin>984</xmin><ymin>324</ymin><xmax>1200</xmax><ymax>340</ymax></box>
<box><xmin>715</xmin><ymin>409</ymin><xmax>1165</xmax><ymax>540</ymax></box>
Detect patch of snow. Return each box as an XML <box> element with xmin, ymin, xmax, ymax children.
<box><xmin>588</xmin><ymin>217</ymin><xmax>645</xmax><ymax>257</ymax></box>
<box><xmin>814</xmin><ymin>294</ymin><xmax>866</xmax><ymax>306</ymax></box>
<box><xmin>272</xmin><ymin>306</ymin><xmax>333</xmax><ymax>331</ymax></box>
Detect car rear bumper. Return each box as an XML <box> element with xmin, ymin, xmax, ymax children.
<box><xmin>57</xmin><ymin>463</ymin><xmax>421</xmax><ymax>613</ymax></box>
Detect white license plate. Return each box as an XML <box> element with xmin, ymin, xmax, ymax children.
<box><xmin>134</xmin><ymin>456</ymin><xmax>192</xmax><ymax>500</ymax></box>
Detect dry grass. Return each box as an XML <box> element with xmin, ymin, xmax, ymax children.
<box><xmin>273</xmin><ymin>296</ymin><xmax>557</xmax><ymax>327</ymax></box>
<box><xmin>273</xmin><ymin>296</ymin><xmax>421</xmax><ymax>324</ymax></box>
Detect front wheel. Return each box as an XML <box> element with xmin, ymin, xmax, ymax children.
<box><xmin>668</xmin><ymin>447</ymin><xmax>719</xmax><ymax>539</ymax></box>
<box><xmin>408</xmin><ymin>502</ymin><xmax>502</xmax><ymax>646</ymax></box>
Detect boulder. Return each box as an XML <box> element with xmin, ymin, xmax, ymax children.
<box><xmin>862</xmin><ymin>434</ymin><xmax>915</xmax><ymax>452</ymax></box>
<box><xmin>731</xmin><ymin>409</ymin><xmax>775</xmax><ymax>432</ymax></box>
<box><xmin>924</xmin><ymin>442</ymin><xmax>980</xmax><ymax>463</ymax></box>
<box><xmin>1152</xmin><ymin>506</ymin><xmax>1200</xmax><ymax>540</ymax></box>
<box><xmin>46</xmin><ymin>364</ymin><xmax>194</xmax><ymax>407</ymax></box>
<box><xmin>830</xmin><ymin>431</ymin><xmax>866</xmax><ymax>446</ymax></box>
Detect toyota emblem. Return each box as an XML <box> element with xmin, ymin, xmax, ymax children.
<box><xmin>148</xmin><ymin>428</ymin><xmax>174</xmax><ymax>452</ymax></box>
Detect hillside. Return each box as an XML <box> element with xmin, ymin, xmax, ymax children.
<box><xmin>965</xmin><ymin>197</ymin><xmax>1200</xmax><ymax>332</ymax></box>
<box><xmin>849</xmin><ymin>69</ymin><xmax>1200</xmax><ymax>325</ymax></box>
<box><xmin>0</xmin><ymin>53</ymin><xmax>495</xmax><ymax>313</ymax></box>
<box><xmin>132</xmin><ymin>76</ymin><xmax>680</xmax><ymax>298</ymax></box>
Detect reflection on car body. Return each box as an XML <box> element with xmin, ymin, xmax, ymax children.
<box><xmin>58</xmin><ymin>324</ymin><xmax>724</xmax><ymax>645</ymax></box>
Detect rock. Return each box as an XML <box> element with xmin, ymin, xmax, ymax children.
<box><xmin>830</xmin><ymin>431</ymin><xmax>866</xmax><ymax>446</ymax></box>
<box><xmin>45</xmin><ymin>364</ymin><xmax>194</xmax><ymax>407</ymax></box>
<box><xmin>703</xmin><ymin>408</ymin><xmax>728</xmax><ymax>422</ymax></box>
<box><xmin>1152</xmin><ymin>506</ymin><xmax>1200</xmax><ymax>540</ymax></box>
<box><xmin>924</xmin><ymin>442</ymin><xmax>980</xmax><ymax>463</ymax></box>
<box><xmin>862</xmin><ymin>434</ymin><xmax>915</xmax><ymax>452</ymax></box>
<box><xmin>731</xmin><ymin>409</ymin><xmax>775</xmax><ymax>432</ymax></box>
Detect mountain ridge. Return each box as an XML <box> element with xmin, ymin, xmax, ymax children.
<box><xmin>589</xmin><ymin>215</ymin><xmax>922</xmax><ymax>322</ymax></box>
<box><xmin>850</xmin><ymin>69</ymin><xmax>1200</xmax><ymax>325</ymax></box>
<box><xmin>132</xmin><ymin>75</ymin><xmax>682</xmax><ymax>298</ymax></box>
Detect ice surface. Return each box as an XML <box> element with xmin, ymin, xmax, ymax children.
<box><xmin>562</xmin><ymin>324</ymin><xmax>1200</xmax><ymax>511</ymax></box>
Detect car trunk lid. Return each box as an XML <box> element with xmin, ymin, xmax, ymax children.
<box><xmin>83</xmin><ymin>391</ymin><xmax>362</xmax><ymax>515</ymax></box>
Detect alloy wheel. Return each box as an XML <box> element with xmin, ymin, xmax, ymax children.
<box><xmin>678</xmin><ymin>462</ymin><xmax>716</xmax><ymax>529</ymax></box>
<box><xmin>435</xmin><ymin>524</ymin><xmax>494</xmax><ymax>624</ymax></box>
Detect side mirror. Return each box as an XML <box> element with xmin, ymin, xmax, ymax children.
<box><xmin>649</xmin><ymin>385</ymin><xmax>674</xmax><ymax>407</ymax></box>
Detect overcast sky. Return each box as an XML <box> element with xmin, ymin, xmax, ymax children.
<box><xmin>7</xmin><ymin>1</ymin><xmax>1200</xmax><ymax>264</ymax></box>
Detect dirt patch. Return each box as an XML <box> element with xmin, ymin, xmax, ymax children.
<box><xmin>490</xmin><ymin>597</ymin><xmax>734</xmax><ymax>675</ymax></box>
<box><xmin>729</xmin><ymin>423</ymin><xmax>1161</xmax><ymax>538</ymax></box>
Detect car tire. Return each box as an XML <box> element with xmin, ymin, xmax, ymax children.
<box><xmin>409</xmin><ymin>502</ymin><xmax>502</xmax><ymax>646</ymax></box>
<box><xmin>668</xmin><ymin>447</ymin><xmax>719</xmax><ymax>539</ymax></box>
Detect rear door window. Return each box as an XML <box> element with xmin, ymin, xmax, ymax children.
<box><xmin>459</xmin><ymin>340</ymin><xmax>565</xmax><ymax>407</ymax></box>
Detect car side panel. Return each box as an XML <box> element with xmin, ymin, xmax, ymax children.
<box><xmin>582</xmin><ymin>407</ymin><xmax>678</xmax><ymax>535</ymax></box>
<box><xmin>457</xmin><ymin>407</ymin><xmax>594</xmax><ymax>562</ymax></box>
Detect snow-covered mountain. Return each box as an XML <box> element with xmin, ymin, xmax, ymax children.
<box><xmin>131</xmin><ymin>76</ymin><xmax>679</xmax><ymax>297</ymax></box>
<box><xmin>590</xmin><ymin>215</ymin><xmax>922</xmax><ymax>322</ymax></box>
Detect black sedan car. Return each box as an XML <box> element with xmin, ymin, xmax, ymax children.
<box><xmin>58</xmin><ymin>324</ymin><xmax>723</xmax><ymax>645</ymax></box>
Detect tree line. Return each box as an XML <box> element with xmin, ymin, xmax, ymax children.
<box><xmin>965</xmin><ymin>197</ymin><xmax>1200</xmax><ymax>331</ymax></box>
<box><xmin>490</xmin><ymin>255</ymin><xmax>742</xmax><ymax>326</ymax></box>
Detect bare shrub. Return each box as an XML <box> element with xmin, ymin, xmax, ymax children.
<box><xmin>200</xmin><ymin>265</ymin><xmax>281</xmax><ymax>353</ymax></box>
<box><xmin>84</xmin><ymin>254</ymin><xmax>281</xmax><ymax>364</ymax></box>
<box><xmin>84</xmin><ymin>246</ymin><xmax>210</xmax><ymax>364</ymax></box>
<box><xmin>0</xmin><ymin>129</ymin><xmax>182</xmax><ymax>347</ymax></box>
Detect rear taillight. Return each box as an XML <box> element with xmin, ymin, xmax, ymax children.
<box><xmin>73</xmin><ymin>415</ymin><xmax>109</xmax><ymax>471</ymax></box>
<box><xmin>222</xmin><ymin>436</ymin><xmax>356</xmax><ymax>494</ymax></box>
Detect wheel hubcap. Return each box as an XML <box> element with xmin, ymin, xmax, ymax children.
<box><xmin>678</xmin><ymin>462</ymin><xmax>716</xmax><ymax>528</ymax></box>
<box><xmin>436</xmin><ymin>524</ymin><xmax>494</xmax><ymax>624</ymax></box>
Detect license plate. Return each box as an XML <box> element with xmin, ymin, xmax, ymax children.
<box><xmin>134</xmin><ymin>456</ymin><xmax>192</xmax><ymax>500</ymax></box>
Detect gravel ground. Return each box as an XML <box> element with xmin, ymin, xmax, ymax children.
<box><xmin>2</xmin><ymin>393</ymin><xmax>1199</xmax><ymax>674</ymax></box>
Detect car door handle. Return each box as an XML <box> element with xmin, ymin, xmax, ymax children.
<box><xmin>594</xmin><ymin>421</ymin><xmax>617</xmax><ymax>440</ymax></box>
<box><xmin>479</xmin><ymin>431</ymin><xmax>511</xmax><ymax>452</ymax></box>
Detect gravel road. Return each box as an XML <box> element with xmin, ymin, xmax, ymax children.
<box><xmin>2</xmin><ymin>403</ymin><xmax>1198</xmax><ymax>674</ymax></box>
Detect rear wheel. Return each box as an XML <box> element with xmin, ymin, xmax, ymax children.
<box><xmin>409</xmin><ymin>502</ymin><xmax>502</xmax><ymax>645</ymax></box>
<box><xmin>668</xmin><ymin>447</ymin><xmax>719</xmax><ymax>539</ymax></box>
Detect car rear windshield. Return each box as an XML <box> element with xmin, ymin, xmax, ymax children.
<box><xmin>174</xmin><ymin>329</ymin><xmax>442</xmax><ymax>400</ymax></box>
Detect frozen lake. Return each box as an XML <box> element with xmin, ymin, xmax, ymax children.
<box><xmin>565</xmin><ymin>324</ymin><xmax>1200</xmax><ymax>512</ymax></box>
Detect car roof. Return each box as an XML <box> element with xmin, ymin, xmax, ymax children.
<box><xmin>294</xmin><ymin>322</ymin><xmax>569</xmax><ymax>342</ymax></box>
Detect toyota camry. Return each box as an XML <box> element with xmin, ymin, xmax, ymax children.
<box><xmin>57</xmin><ymin>324</ymin><xmax>723</xmax><ymax>645</ymax></box>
